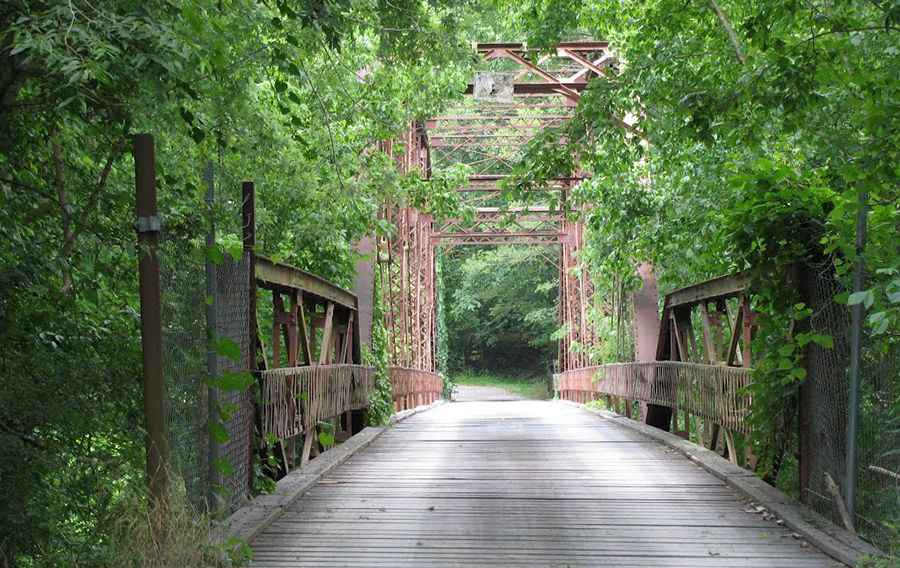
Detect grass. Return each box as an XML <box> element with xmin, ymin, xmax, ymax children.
<box><xmin>451</xmin><ymin>371</ymin><xmax>552</xmax><ymax>400</ymax></box>
<box><xmin>101</xmin><ymin>473</ymin><xmax>252</xmax><ymax>567</ymax></box>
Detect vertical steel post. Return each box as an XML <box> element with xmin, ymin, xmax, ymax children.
<box><xmin>204</xmin><ymin>161</ymin><xmax>220</xmax><ymax>505</ymax></box>
<box><xmin>845</xmin><ymin>190</ymin><xmax>868</xmax><ymax>524</ymax></box>
<box><xmin>242</xmin><ymin>181</ymin><xmax>256</xmax><ymax>365</ymax></box>
<box><xmin>134</xmin><ymin>134</ymin><xmax>169</xmax><ymax>506</ymax></box>
<box><xmin>242</xmin><ymin>181</ymin><xmax>257</xmax><ymax>492</ymax></box>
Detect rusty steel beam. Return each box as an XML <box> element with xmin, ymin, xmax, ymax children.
<box><xmin>256</xmin><ymin>256</ymin><xmax>358</xmax><ymax>311</ymax></box>
<box><xmin>463</xmin><ymin>82</ymin><xmax>589</xmax><ymax>97</ymax></box>
<box><xmin>476</xmin><ymin>41</ymin><xmax>610</xmax><ymax>52</ymax></box>
<box><xmin>428</xmin><ymin>114</ymin><xmax>572</xmax><ymax>123</ymax></box>
<box><xmin>133</xmin><ymin>133</ymin><xmax>169</xmax><ymax>509</ymax></box>
<box><xmin>665</xmin><ymin>271</ymin><xmax>751</xmax><ymax>309</ymax></box>
<box><xmin>432</xmin><ymin>230</ymin><xmax>562</xmax><ymax>240</ymax></box>
<box><xmin>557</xmin><ymin>48</ymin><xmax>614</xmax><ymax>77</ymax></box>
<box><xmin>429</xmin><ymin>133</ymin><xmax>546</xmax><ymax>140</ymax></box>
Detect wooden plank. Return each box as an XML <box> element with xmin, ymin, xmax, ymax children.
<box><xmin>249</xmin><ymin>399</ymin><xmax>837</xmax><ymax>567</ymax></box>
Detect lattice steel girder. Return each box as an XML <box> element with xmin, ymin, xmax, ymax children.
<box><xmin>463</xmin><ymin>82</ymin><xmax>589</xmax><ymax>98</ymax></box>
<box><xmin>431</xmin><ymin>231</ymin><xmax>563</xmax><ymax>246</ymax></box>
<box><xmin>467</xmin><ymin>174</ymin><xmax>584</xmax><ymax>185</ymax></box>
<box><xmin>427</xmin><ymin>115</ymin><xmax>572</xmax><ymax>127</ymax></box>
<box><xmin>476</xmin><ymin>41</ymin><xmax>610</xmax><ymax>53</ymax></box>
<box><xmin>438</xmin><ymin>206</ymin><xmax>563</xmax><ymax>236</ymax></box>
<box><xmin>376</xmin><ymin>122</ymin><xmax>435</xmax><ymax>373</ymax></box>
<box><xmin>429</xmin><ymin>136</ymin><xmax>551</xmax><ymax>148</ymax></box>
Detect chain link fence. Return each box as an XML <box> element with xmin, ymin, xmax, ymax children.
<box><xmin>158</xmin><ymin>167</ymin><xmax>255</xmax><ymax>515</ymax></box>
<box><xmin>159</xmin><ymin>233</ymin><xmax>209</xmax><ymax>509</ymax></box>
<box><xmin>802</xmin><ymin>261</ymin><xmax>900</xmax><ymax>555</ymax></box>
<box><xmin>209</xmin><ymin>254</ymin><xmax>253</xmax><ymax>511</ymax></box>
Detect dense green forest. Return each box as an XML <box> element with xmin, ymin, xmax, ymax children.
<box><xmin>442</xmin><ymin>246</ymin><xmax>558</xmax><ymax>373</ymax></box>
<box><xmin>2</xmin><ymin>0</ymin><xmax>898</xmax><ymax>565</ymax></box>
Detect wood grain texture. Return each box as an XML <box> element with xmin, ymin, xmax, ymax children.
<box><xmin>250</xmin><ymin>400</ymin><xmax>842</xmax><ymax>567</ymax></box>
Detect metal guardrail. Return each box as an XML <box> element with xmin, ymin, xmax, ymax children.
<box><xmin>389</xmin><ymin>366</ymin><xmax>443</xmax><ymax>410</ymax></box>
<box><xmin>554</xmin><ymin>362</ymin><xmax>751</xmax><ymax>434</ymax></box>
<box><xmin>260</xmin><ymin>365</ymin><xmax>375</xmax><ymax>440</ymax></box>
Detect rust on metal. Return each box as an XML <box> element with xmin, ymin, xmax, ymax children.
<box><xmin>133</xmin><ymin>133</ymin><xmax>169</xmax><ymax>506</ymax></box>
<box><xmin>256</xmin><ymin>256</ymin><xmax>358</xmax><ymax>310</ymax></box>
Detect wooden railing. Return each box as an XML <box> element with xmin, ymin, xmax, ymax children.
<box><xmin>554</xmin><ymin>362</ymin><xmax>751</xmax><ymax>434</ymax></box>
<box><xmin>260</xmin><ymin>364</ymin><xmax>375</xmax><ymax>441</ymax></box>
<box><xmin>389</xmin><ymin>366</ymin><xmax>443</xmax><ymax>411</ymax></box>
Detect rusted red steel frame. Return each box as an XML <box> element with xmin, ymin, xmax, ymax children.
<box><xmin>378</xmin><ymin>126</ymin><xmax>437</xmax><ymax>381</ymax></box>
<box><xmin>375</xmin><ymin>43</ymin><xmax>611</xmax><ymax>392</ymax></box>
<box><xmin>553</xmin><ymin>271</ymin><xmax>757</xmax><ymax>465</ymax></box>
<box><xmin>553</xmin><ymin>362</ymin><xmax>752</xmax><ymax>435</ymax></box>
<box><xmin>388</xmin><ymin>366</ymin><xmax>442</xmax><ymax>411</ymax></box>
<box><xmin>246</xmin><ymin>182</ymin><xmax>372</xmax><ymax>469</ymax></box>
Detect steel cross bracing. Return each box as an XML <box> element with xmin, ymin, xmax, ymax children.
<box><xmin>376</xmin><ymin>42</ymin><xmax>613</xmax><ymax>373</ymax></box>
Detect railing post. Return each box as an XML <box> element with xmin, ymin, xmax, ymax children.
<box><xmin>243</xmin><ymin>181</ymin><xmax>257</xmax><ymax>369</ymax></box>
<box><xmin>844</xmin><ymin>190</ymin><xmax>868</xmax><ymax>525</ymax></box>
<box><xmin>134</xmin><ymin>134</ymin><xmax>169</xmax><ymax>507</ymax></box>
<box><xmin>204</xmin><ymin>161</ymin><xmax>221</xmax><ymax>506</ymax></box>
<box><xmin>242</xmin><ymin>181</ymin><xmax>259</xmax><ymax>481</ymax></box>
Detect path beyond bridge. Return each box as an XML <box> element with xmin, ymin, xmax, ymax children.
<box><xmin>249</xmin><ymin>394</ymin><xmax>840</xmax><ymax>567</ymax></box>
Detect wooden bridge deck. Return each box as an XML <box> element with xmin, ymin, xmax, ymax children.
<box><xmin>250</xmin><ymin>399</ymin><xmax>840</xmax><ymax>567</ymax></box>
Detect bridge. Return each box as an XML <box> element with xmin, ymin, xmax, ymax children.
<box><xmin>129</xmin><ymin>41</ymin><xmax>885</xmax><ymax>566</ymax></box>
<box><xmin>248</xmin><ymin>400</ymin><xmax>841</xmax><ymax>567</ymax></box>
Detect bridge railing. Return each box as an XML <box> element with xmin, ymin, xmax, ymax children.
<box><xmin>554</xmin><ymin>361</ymin><xmax>752</xmax><ymax>434</ymax></box>
<box><xmin>389</xmin><ymin>366</ymin><xmax>442</xmax><ymax>411</ymax></box>
<box><xmin>260</xmin><ymin>365</ymin><xmax>375</xmax><ymax>441</ymax></box>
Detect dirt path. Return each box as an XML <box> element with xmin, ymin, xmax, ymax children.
<box><xmin>453</xmin><ymin>383</ymin><xmax>528</xmax><ymax>402</ymax></box>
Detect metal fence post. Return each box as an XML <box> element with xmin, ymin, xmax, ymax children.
<box><xmin>242</xmin><ymin>182</ymin><xmax>257</xmax><ymax>491</ymax></box>
<box><xmin>134</xmin><ymin>133</ymin><xmax>169</xmax><ymax>507</ymax></box>
<box><xmin>242</xmin><ymin>181</ymin><xmax>256</xmax><ymax>361</ymax></box>
<box><xmin>845</xmin><ymin>189</ymin><xmax>868</xmax><ymax>525</ymax></box>
<box><xmin>204</xmin><ymin>161</ymin><xmax>220</xmax><ymax>506</ymax></box>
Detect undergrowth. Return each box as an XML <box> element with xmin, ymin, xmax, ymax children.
<box><xmin>103</xmin><ymin>475</ymin><xmax>251</xmax><ymax>568</ymax></box>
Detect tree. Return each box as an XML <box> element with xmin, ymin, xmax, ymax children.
<box><xmin>443</xmin><ymin>246</ymin><xmax>558</xmax><ymax>372</ymax></box>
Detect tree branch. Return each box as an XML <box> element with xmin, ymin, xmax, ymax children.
<box><xmin>53</xmin><ymin>135</ymin><xmax>125</xmax><ymax>295</ymax></box>
<box><xmin>0</xmin><ymin>420</ymin><xmax>46</xmax><ymax>450</ymax></box>
<box><xmin>68</xmin><ymin>137</ymin><xmax>124</xmax><ymax>246</ymax></box>
<box><xmin>52</xmin><ymin>138</ymin><xmax>74</xmax><ymax>295</ymax></box>
<box><xmin>707</xmin><ymin>0</ymin><xmax>747</xmax><ymax>65</ymax></box>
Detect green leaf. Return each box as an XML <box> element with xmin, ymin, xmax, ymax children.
<box><xmin>191</xmin><ymin>127</ymin><xmax>206</xmax><ymax>144</ymax></box>
<box><xmin>214</xmin><ymin>337</ymin><xmax>241</xmax><ymax>362</ymax></box>
<box><xmin>212</xmin><ymin>457</ymin><xmax>236</xmax><ymax>476</ymax></box>
<box><xmin>219</xmin><ymin>402</ymin><xmax>239</xmax><ymax>420</ymax></box>
<box><xmin>847</xmin><ymin>289</ymin><xmax>874</xmax><ymax>309</ymax></box>
<box><xmin>209</xmin><ymin>421</ymin><xmax>230</xmax><ymax>444</ymax></box>
<box><xmin>220</xmin><ymin>234</ymin><xmax>244</xmax><ymax>260</ymax></box>
<box><xmin>205</xmin><ymin>244</ymin><xmax>224</xmax><ymax>265</ymax></box>
<box><xmin>318</xmin><ymin>431</ymin><xmax>335</xmax><ymax>448</ymax></box>
<box><xmin>210</xmin><ymin>371</ymin><xmax>254</xmax><ymax>392</ymax></box>
<box><xmin>868</xmin><ymin>312</ymin><xmax>889</xmax><ymax>335</ymax></box>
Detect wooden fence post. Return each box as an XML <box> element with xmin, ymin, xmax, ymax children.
<box><xmin>134</xmin><ymin>133</ymin><xmax>169</xmax><ymax>507</ymax></box>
